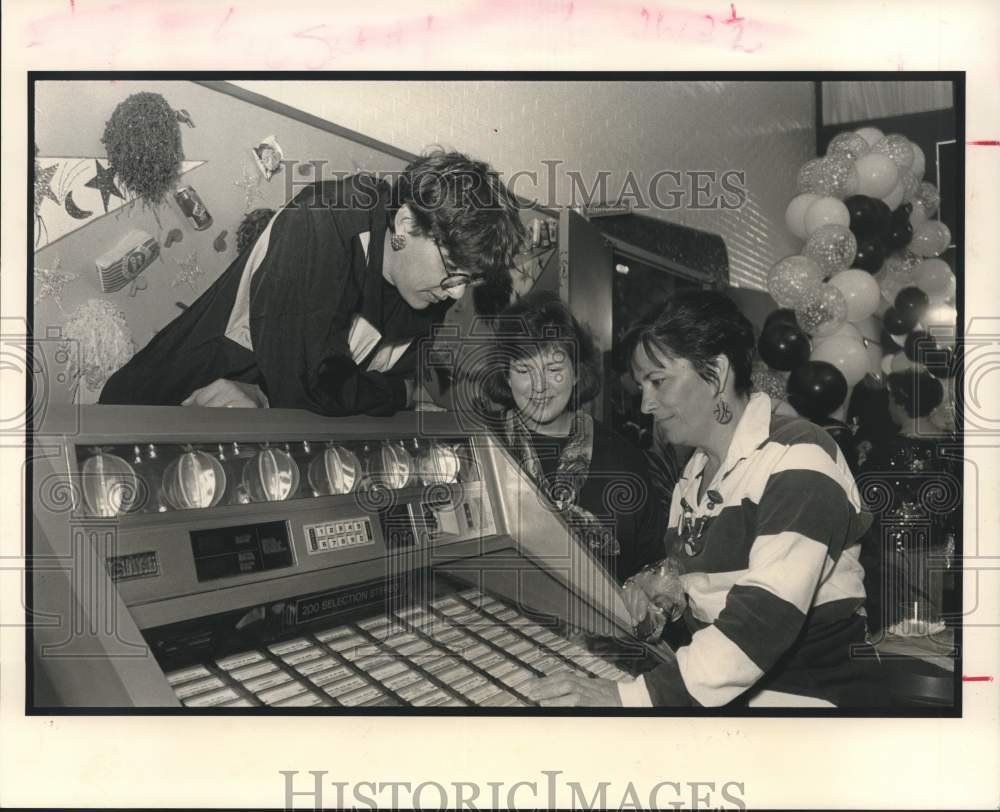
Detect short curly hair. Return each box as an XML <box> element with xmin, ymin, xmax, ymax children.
<box><xmin>388</xmin><ymin>149</ymin><xmax>526</xmax><ymax>314</ymax></box>
<box><xmin>887</xmin><ymin>369</ymin><xmax>944</xmax><ymax>418</ymax></box>
<box><xmin>620</xmin><ymin>290</ymin><xmax>755</xmax><ymax>397</ymax></box>
<box><xmin>479</xmin><ymin>291</ymin><xmax>603</xmax><ymax>411</ymax></box>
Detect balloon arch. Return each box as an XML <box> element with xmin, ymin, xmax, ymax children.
<box><xmin>756</xmin><ymin>126</ymin><xmax>957</xmax><ymax>432</ymax></box>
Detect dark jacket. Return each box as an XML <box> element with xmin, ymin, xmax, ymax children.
<box><xmin>100</xmin><ymin>176</ymin><xmax>450</xmax><ymax>416</ymax></box>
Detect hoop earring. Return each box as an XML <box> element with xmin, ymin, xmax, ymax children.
<box><xmin>390</xmin><ymin>233</ymin><xmax>406</xmax><ymax>251</ymax></box>
<box><xmin>714</xmin><ymin>399</ymin><xmax>733</xmax><ymax>425</ymax></box>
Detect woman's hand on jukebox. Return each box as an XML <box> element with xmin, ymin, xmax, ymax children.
<box><xmin>623</xmin><ymin>557</ymin><xmax>687</xmax><ymax>640</ymax></box>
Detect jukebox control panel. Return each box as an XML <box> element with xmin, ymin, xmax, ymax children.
<box><xmin>64</xmin><ymin>421</ymin><xmax>498</xmax><ymax>614</ymax></box>
<box><xmin>33</xmin><ymin>407</ymin><xmax>660</xmax><ymax>707</ymax></box>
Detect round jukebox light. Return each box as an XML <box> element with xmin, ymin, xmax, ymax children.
<box><xmin>308</xmin><ymin>445</ymin><xmax>361</xmax><ymax>496</ymax></box>
<box><xmin>81</xmin><ymin>452</ymin><xmax>140</xmax><ymax>517</ymax></box>
<box><xmin>162</xmin><ymin>450</ymin><xmax>227</xmax><ymax>510</ymax></box>
<box><xmin>417</xmin><ymin>442</ymin><xmax>461</xmax><ymax>485</ymax></box>
<box><xmin>242</xmin><ymin>446</ymin><xmax>300</xmax><ymax>502</ymax></box>
<box><xmin>366</xmin><ymin>441</ymin><xmax>413</xmax><ymax>490</ymax></box>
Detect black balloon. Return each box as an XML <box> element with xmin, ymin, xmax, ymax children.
<box><xmin>853</xmin><ymin>237</ymin><xmax>887</xmax><ymax>273</ymax></box>
<box><xmin>846</xmin><ymin>195</ymin><xmax>891</xmax><ymax>240</ymax></box>
<box><xmin>904</xmin><ymin>330</ymin><xmax>955</xmax><ymax>378</ymax></box>
<box><xmin>886</xmin><ymin>219</ymin><xmax>914</xmax><ymax>251</ymax></box>
<box><xmin>758</xmin><ymin>321</ymin><xmax>811</xmax><ymax>371</ymax></box>
<box><xmin>894</xmin><ymin>286</ymin><xmax>930</xmax><ymax>325</ymax></box>
<box><xmin>904</xmin><ymin>330</ymin><xmax>932</xmax><ymax>362</ymax></box>
<box><xmin>894</xmin><ymin>202</ymin><xmax>913</xmax><ymax>220</ymax></box>
<box><xmin>927</xmin><ymin>343</ymin><xmax>959</xmax><ymax>379</ymax></box>
<box><xmin>882</xmin><ymin>306</ymin><xmax>918</xmax><ymax>336</ymax></box>
<box><xmin>763</xmin><ymin>307</ymin><xmax>799</xmax><ymax>332</ymax></box>
<box><xmin>787</xmin><ymin>361</ymin><xmax>849</xmax><ymax>422</ymax></box>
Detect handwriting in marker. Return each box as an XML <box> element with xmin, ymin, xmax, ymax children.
<box><xmin>967</xmin><ymin>140</ymin><xmax>1000</xmax><ymax>146</ymax></box>
<box><xmin>961</xmin><ymin>675</ymin><xmax>994</xmax><ymax>682</ymax></box>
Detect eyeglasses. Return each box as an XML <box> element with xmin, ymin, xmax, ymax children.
<box><xmin>434</xmin><ymin>241</ymin><xmax>486</xmax><ymax>291</ymax></box>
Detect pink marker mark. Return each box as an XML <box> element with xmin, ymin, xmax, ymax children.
<box><xmin>967</xmin><ymin>140</ymin><xmax>1000</xmax><ymax>146</ymax></box>
<box><xmin>216</xmin><ymin>6</ymin><xmax>235</xmax><ymax>36</ymax></box>
<box><xmin>23</xmin><ymin>0</ymin><xmax>795</xmax><ymax>67</ymax></box>
<box><xmin>962</xmin><ymin>675</ymin><xmax>994</xmax><ymax>682</ymax></box>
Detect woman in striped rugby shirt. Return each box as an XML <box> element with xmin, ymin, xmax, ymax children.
<box><xmin>526</xmin><ymin>291</ymin><xmax>886</xmax><ymax>708</ymax></box>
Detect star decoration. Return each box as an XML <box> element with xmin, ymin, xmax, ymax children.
<box><xmin>34</xmin><ymin>257</ymin><xmax>79</xmax><ymax>313</ymax></box>
<box><xmin>233</xmin><ymin>160</ymin><xmax>263</xmax><ymax>212</ymax></box>
<box><xmin>84</xmin><ymin>159</ymin><xmax>124</xmax><ymax>213</ymax></box>
<box><xmin>34</xmin><ymin>161</ymin><xmax>60</xmax><ymax>213</ymax></box>
<box><xmin>172</xmin><ymin>251</ymin><xmax>203</xmax><ymax>291</ymax></box>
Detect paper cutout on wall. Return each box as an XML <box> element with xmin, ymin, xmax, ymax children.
<box><xmin>34</xmin><ymin>257</ymin><xmax>79</xmax><ymax>313</ymax></box>
<box><xmin>172</xmin><ymin>251</ymin><xmax>203</xmax><ymax>291</ymax></box>
<box><xmin>33</xmin><ymin>158</ymin><xmax>207</xmax><ymax>251</ymax></box>
<box><xmin>95</xmin><ymin>230</ymin><xmax>160</xmax><ymax>294</ymax></box>
<box><xmin>233</xmin><ymin>160</ymin><xmax>264</xmax><ymax>212</ymax></box>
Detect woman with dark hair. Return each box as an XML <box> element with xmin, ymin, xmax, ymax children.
<box><xmin>859</xmin><ymin>369</ymin><xmax>958</xmax><ymax>633</ymax></box>
<box><xmin>100</xmin><ymin>149</ymin><xmax>525</xmax><ymax>415</ymax></box>
<box><xmin>481</xmin><ymin>290</ymin><xmax>667</xmax><ymax>584</ymax></box>
<box><xmin>526</xmin><ymin>290</ymin><xmax>884</xmax><ymax>708</ymax></box>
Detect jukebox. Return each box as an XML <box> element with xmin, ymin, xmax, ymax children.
<box><xmin>31</xmin><ymin>406</ymin><xmax>673</xmax><ymax>709</ymax></box>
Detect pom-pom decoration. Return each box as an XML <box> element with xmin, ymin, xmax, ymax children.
<box><xmin>101</xmin><ymin>92</ymin><xmax>185</xmax><ymax>208</ymax></box>
<box><xmin>62</xmin><ymin>298</ymin><xmax>136</xmax><ymax>395</ymax></box>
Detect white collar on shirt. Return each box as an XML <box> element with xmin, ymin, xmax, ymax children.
<box><xmin>682</xmin><ymin>391</ymin><xmax>773</xmax><ymax>487</ymax></box>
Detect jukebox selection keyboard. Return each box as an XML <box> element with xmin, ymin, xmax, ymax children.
<box><xmin>165</xmin><ymin>586</ymin><xmax>632</xmax><ymax>708</ymax></box>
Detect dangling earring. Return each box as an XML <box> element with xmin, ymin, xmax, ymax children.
<box><xmin>714</xmin><ymin>399</ymin><xmax>733</xmax><ymax>425</ymax></box>
<box><xmin>390</xmin><ymin>232</ymin><xmax>406</xmax><ymax>251</ymax></box>
<box><xmin>713</xmin><ymin>368</ymin><xmax>733</xmax><ymax>424</ymax></box>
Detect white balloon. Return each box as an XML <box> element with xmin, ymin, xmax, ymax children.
<box><xmin>855</xmin><ymin>126</ymin><xmax>885</xmax><ymax>148</ymax></box>
<box><xmin>829</xmin><ymin>268</ymin><xmax>882</xmax><ymax>323</ymax></box>
<box><xmin>853</xmin><ymin>314</ymin><xmax>882</xmax><ymax>344</ymax></box>
<box><xmin>891</xmin><ymin>353</ymin><xmax>922</xmax><ymax>374</ymax></box>
<box><xmin>855</xmin><ymin>153</ymin><xmax>899</xmax><ymax>199</ymax></box>
<box><xmin>910</xmin><ymin>142</ymin><xmax>926</xmax><ymax>180</ymax></box>
<box><xmin>909</xmin><ymin>200</ymin><xmax>928</xmax><ymax>228</ymax></box>
<box><xmin>804</xmin><ymin>196</ymin><xmax>850</xmax><ymax>235</ymax></box>
<box><xmin>785</xmin><ymin>193</ymin><xmax>821</xmax><ymax>241</ymax></box>
<box><xmin>924</xmin><ymin>303</ymin><xmax>958</xmax><ymax>348</ymax></box>
<box><xmin>811</xmin><ymin>336</ymin><xmax>871</xmax><ymax>387</ymax></box>
<box><xmin>815</xmin><ymin>321</ymin><xmax>862</xmax><ymax>343</ymax></box>
<box><xmin>881</xmin><ymin>354</ymin><xmax>896</xmax><ymax>376</ymax></box>
<box><xmin>883</xmin><ymin>180</ymin><xmax>904</xmax><ymax>210</ymax></box>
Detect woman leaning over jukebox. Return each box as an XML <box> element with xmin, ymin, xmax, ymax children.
<box><xmin>524</xmin><ymin>290</ymin><xmax>887</xmax><ymax>708</ymax></box>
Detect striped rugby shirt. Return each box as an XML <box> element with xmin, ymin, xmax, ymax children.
<box><xmin>623</xmin><ymin>392</ymin><xmax>872</xmax><ymax>707</ymax></box>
